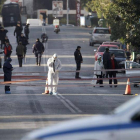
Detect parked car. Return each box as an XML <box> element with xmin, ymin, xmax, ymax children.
<box><xmin>89</xmin><ymin>27</ymin><xmax>111</xmax><ymax>46</ymax></box>
<box><xmin>102</xmin><ymin>42</ymin><xmax>122</xmax><ymax>49</ymax></box>
<box><xmin>125</xmin><ymin>61</ymin><xmax>140</xmax><ymax>85</ymax></box>
<box><xmin>21</xmin><ymin>95</ymin><xmax>140</xmax><ymax>140</ymax></box>
<box><xmin>94</xmin><ymin>45</ymin><xmax>119</xmax><ymax>61</ymax></box>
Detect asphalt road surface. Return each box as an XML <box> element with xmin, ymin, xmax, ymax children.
<box><xmin>0</xmin><ymin>25</ymin><xmax>138</xmax><ymax>140</ymax></box>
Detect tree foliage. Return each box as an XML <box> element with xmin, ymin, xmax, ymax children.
<box><xmin>83</xmin><ymin>0</ymin><xmax>140</xmax><ymax>49</ymax></box>
<box><xmin>0</xmin><ymin>0</ymin><xmax>5</xmax><ymax>15</ymax></box>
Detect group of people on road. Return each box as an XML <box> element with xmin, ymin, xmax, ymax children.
<box><xmin>94</xmin><ymin>48</ymin><xmax>118</xmax><ymax>87</ymax></box>
<box><xmin>0</xmin><ymin>22</ymin><xmax>30</xmax><ymax>94</ymax></box>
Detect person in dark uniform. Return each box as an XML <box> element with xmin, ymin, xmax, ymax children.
<box><xmin>16</xmin><ymin>41</ymin><xmax>25</xmax><ymax>67</ymax></box>
<box><xmin>19</xmin><ymin>33</ymin><xmax>28</xmax><ymax>58</ymax></box>
<box><xmin>74</xmin><ymin>46</ymin><xmax>83</xmax><ymax>79</ymax></box>
<box><xmin>108</xmin><ymin>53</ymin><xmax>118</xmax><ymax>87</ymax></box>
<box><xmin>41</xmin><ymin>33</ymin><xmax>48</xmax><ymax>43</ymax></box>
<box><xmin>14</xmin><ymin>23</ymin><xmax>23</xmax><ymax>43</ymax></box>
<box><xmin>0</xmin><ymin>27</ymin><xmax>8</xmax><ymax>49</ymax></box>
<box><xmin>103</xmin><ymin>48</ymin><xmax>111</xmax><ymax>78</ymax></box>
<box><xmin>24</xmin><ymin>23</ymin><xmax>30</xmax><ymax>42</ymax></box>
<box><xmin>3</xmin><ymin>58</ymin><xmax>13</xmax><ymax>94</ymax></box>
<box><xmin>32</xmin><ymin>38</ymin><xmax>45</xmax><ymax>66</ymax></box>
<box><xmin>3</xmin><ymin>36</ymin><xmax>10</xmax><ymax>48</ymax></box>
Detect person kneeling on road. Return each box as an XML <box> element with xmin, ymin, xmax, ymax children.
<box><xmin>3</xmin><ymin>58</ymin><xmax>13</xmax><ymax>94</ymax></box>
<box><xmin>94</xmin><ymin>55</ymin><xmax>104</xmax><ymax>87</ymax></box>
<box><xmin>47</xmin><ymin>54</ymin><xmax>62</xmax><ymax>95</ymax></box>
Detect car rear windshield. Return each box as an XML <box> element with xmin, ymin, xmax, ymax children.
<box><xmin>109</xmin><ymin>50</ymin><xmax>125</xmax><ymax>57</ymax></box>
<box><xmin>99</xmin><ymin>47</ymin><xmax>118</xmax><ymax>52</ymax></box>
<box><xmin>95</xmin><ymin>29</ymin><xmax>110</xmax><ymax>34</ymax></box>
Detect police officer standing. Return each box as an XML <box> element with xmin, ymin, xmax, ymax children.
<box><xmin>24</xmin><ymin>23</ymin><xmax>30</xmax><ymax>42</ymax></box>
<box><xmin>14</xmin><ymin>23</ymin><xmax>23</xmax><ymax>43</ymax></box>
<box><xmin>74</xmin><ymin>46</ymin><xmax>83</xmax><ymax>79</ymax></box>
<box><xmin>3</xmin><ymin>58</ymin><xmax>13</xmax><ymax>94</ymax></box>
<box><xmin>32</xmin><ymin>38</ymin><xmax>44</xmax><ymax>66</ymax></box>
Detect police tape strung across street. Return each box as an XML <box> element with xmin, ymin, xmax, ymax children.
<box><xmin>0</xmin><ymin>67</ymin><xmax>140</xmax><ymax>74</ymax></box>
<box><xmin>0</xmin><ymin>75</ymin><xmax>140</xmax><ymax>86</ymax></box>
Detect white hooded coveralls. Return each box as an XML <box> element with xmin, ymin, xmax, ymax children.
<box><xmin>47</xmin><ymin>55</ymin><xmax>62</xmax><ymax>93</ymax></box>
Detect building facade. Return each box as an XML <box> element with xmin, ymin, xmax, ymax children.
<box><xmin>24</xmin><ymin>0</ymin><xmax>88</xmax><ymax>25</ymax></box>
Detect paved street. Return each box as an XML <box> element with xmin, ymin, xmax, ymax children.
<box><xmin>0</xmin><ymin>26</ymin><xmax>138</xmax><ymax>140</ymax></box>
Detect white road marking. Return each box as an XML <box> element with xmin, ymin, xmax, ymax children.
<box><xmin>32</xmin><ymin>73</ymin><xmax>40</xmax><ymax>75</ymax></box>
<box><xmin>14</xmin><ymin>74</ymin><xmax>23</xmax><ymax>76</ymax></box>
<box><xmin>58</xmin><ymin>94</ymin><xmax>83</xmax><ymax>113</ymax></box>
<box><xmin>56</xmin><ymin>95</ymin><xmax>76</xmax><ymax>113</ymax></box>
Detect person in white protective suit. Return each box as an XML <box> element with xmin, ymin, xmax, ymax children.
<box><xmin>47</xmin><ymin>54</ymin><xmax>62</xmax><ymax>95</ymax></box>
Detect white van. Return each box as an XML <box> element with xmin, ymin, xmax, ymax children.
<box><xmin>26</xmin><ymin>19</ymin><xmax>42</xmax><ymax>26</ymax></box>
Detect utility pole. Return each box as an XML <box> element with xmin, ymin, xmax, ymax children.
<box><xmin>67</xmin><ymin>0</ymin><xmax>69</xmax><ymax>25</ymax></box>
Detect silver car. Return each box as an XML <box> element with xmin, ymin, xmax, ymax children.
<box><xmin>89</xmin><ymin>27</ymin><xmax>111</xmax><ymax>46</ymax></box>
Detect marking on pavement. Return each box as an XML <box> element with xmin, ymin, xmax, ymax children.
<box><xmin>56</xmin><ymin>94</ymin><xmax>82</xmax><ymax>113</ymax></box>
<box><xmin>32</xmin><ymin>73</ymin><xmax>40</xmax><ymax>75</ymax></box>
<box><xmin>56</xmin><ymin>95</ymin><xmax>76</xmax><ymax>113</ymax></box>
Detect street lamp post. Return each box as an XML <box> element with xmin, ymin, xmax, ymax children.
<box><xmin>67</xmin><ymin>0</ymin><xmax>69</xmax><ymax>25</ymax></box>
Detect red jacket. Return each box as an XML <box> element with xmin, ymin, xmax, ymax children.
<box><xmin>4</xmin><ymin>45</ymin><xmax>12</xmax><ymax>55</ymax></box>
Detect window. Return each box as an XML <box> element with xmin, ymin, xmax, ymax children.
<box><xmin>95</xmin><ymin>29</ymin><xmax>110</xmax><ymax>34</ymax></box>
<box><xmin>110</xmin><ymin>50</ymin><xmax>125</xmax><ymax>58</ymax></box>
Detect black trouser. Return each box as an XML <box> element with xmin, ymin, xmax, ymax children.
<box><xmin>4</xmin><ymin>54</ymin><xmax>11</xmax><ymax>61</ymax></box>
<box><xmin>96</xmin><ymin>74</ymin><xmax>103</xmax><ymax>85</ymax></box>
<box><xmin>4</xmin><ymin>73</ymin><xmax>11</xmax><ymax>92</ymax></box>
<box><xmin>36</xmin><ymin>53</ymin><xmax>42</xmax><ymax>65</ymax></box>
<box><xmin>17</xmin><ymin>55</ymin><xmax>23</xmax><ymax>67</ymax></box>
<box><xmin>23</xmin><ymin>45</ymin><xmax>27</xmax><ymax>57</ymax></box>
<box><xmin>109</xmin><ymin>71</ymin><xmax>117</xmax><ymax>85</ymax></box>
<box><xmin>25</xmin><ymin>33</ymin><xmax>29</xmax><ymax>39</ymax></box>
<box><xmin>1</xmin><ymin>40</ymin><xmax>4</xmax><ymax>49</ymax></box>
<box><xmin>75</xmin><ymin>61</ymin><xmax>81</xmax><ymax>78</ymax></box>
<box><xmin>16</xmin><ymin>35</ymin><xmax>20</xmax><ymax>43</ymax></box>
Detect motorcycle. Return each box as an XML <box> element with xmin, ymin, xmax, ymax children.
<box><xmin>54</xmin><ymin>28</ymin><xmax>60</xmax><ymax>34</ymax></box>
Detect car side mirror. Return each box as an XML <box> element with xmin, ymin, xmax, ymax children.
<box><xmin>94</xmin><ymin>49</ymin><xmax>97</xmax><ymax>52</ymax></box>
<box><xmin>89</xmin><ymin>32</ymin><xmax>92</xmax><ymax>34</ymax></box>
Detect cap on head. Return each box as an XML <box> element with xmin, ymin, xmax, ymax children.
<box><xmin>77</xmin><ymin>46</ymin><xmax>81</xmax><ymax>49</ymax></box>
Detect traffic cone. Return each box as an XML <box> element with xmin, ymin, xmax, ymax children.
<box><xmin>42</xmin><ymin>78</ymin><xmax>49</xmax><ymax>95</ymax></box>
<box><xmin>124</xmin><ymin>78</ymin><xmax>133</xmax><ymax>95</ymax></box>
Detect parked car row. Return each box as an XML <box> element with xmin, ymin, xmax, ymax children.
<box><xmin>90</xmin><ymin>27</ymin><xmax>126</xmax><ymax>72</ymax></box>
